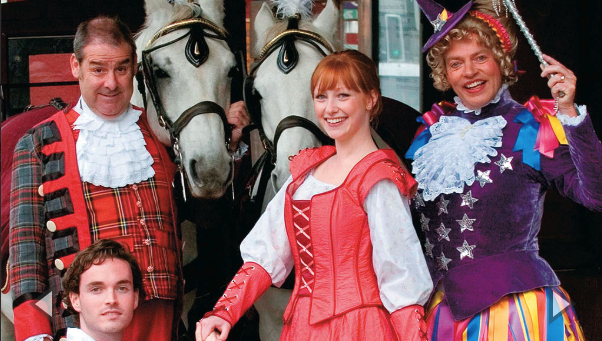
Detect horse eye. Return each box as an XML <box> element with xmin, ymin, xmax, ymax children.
<box><xmin>153</xmin><ymin>67</ymin><xmax>170</xmax><ymax>79</ymax></box>
<box><xmin>227</xmin><ymin>66</ymin><xmax>238</xmax><ymax>78</ymax></box>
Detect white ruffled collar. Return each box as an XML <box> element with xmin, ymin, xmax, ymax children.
<box><xmin>73</xmin><ymin>98</ymin><xmax>155</xmax><ymax>188</ymax></box>
<box><xmin>66</xmin><ymin>328</ymin><xmax>96</xmax><ymax>341</ymax></box>
<box><xmin>411</xmin><ymin>115</ymin><xmax>507</xmax><ymax>201</ymax></box>
<box><xmin>454</xmin><ymin>84</ymin><xmax>508</xmax><ymax>115</ymax></box>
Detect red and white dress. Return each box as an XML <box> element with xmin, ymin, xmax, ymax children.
<box><xmin>206</xmin><ymin>146</ymin><xmax>433</xmax><ymax>340</ymax></box>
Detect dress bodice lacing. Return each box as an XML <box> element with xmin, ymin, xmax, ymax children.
<box><xmin>291</xmin><ymin>200</ymin><xmax>315</xmax><ymax>296</ymax></box>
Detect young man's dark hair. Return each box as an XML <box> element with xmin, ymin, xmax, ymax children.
<box><xmin>61</xmin><ymin>239</ymin><xmax>144</xmax><ymax>313</ymax></box>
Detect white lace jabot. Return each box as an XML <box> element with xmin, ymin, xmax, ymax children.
<box><xmin>454</xmin><ymin>84</ymin><xmax>508</xmax><ymax>115</ymax></box>
<box><xmin>73</xmin><ymin>98</ymin><xmax>155</xmax><ymax>188</ymax></box>
<box><xmin>412</xmin><ymin>115</ymin><xmax>507</xmax><ymax>201</ymax></box>
<box><xmin>66</xmin><ymin>328</ymin><xmax>96</xmax><ymax>341</ymax></box>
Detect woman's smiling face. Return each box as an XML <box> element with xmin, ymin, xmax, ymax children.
<box><xmin>313</xmin><ymin>82</ymin><xmax>374</xmax><ymax>143</ymax></box>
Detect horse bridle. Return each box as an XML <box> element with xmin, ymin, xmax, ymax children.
<box><xmin>243</xmin><ymin>15</ymin><xmax>334</xmax><ymax>166</ymax></box>
<box><xmin>138</xmin><ymin>18</ymin><xmax>233</xmax><ymax>147</ymax></box>
<box><xmin>136</xmin><ymin>17</ymin><xmax>236</xmax><ymax>200</ymax></box>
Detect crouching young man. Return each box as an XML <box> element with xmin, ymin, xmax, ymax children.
<box><xmin>61</xmin><ymin>239</ymin><xmax>143</xmax><ymax>341</ymax></box>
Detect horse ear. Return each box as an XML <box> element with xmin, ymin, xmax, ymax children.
<box><xmin>313</xmin><ymin>0</ymin><xmax>339</xmax><ymax>39</ymax></box>
<box><xmin>254</xmin><ymin>2</ymin><xmax>277</xmax><ymax>41</ymax></box>
<box><xmin>196</xmin><ymin>0</ymin><xmax>226</xmax><ymax>28</ymax></box>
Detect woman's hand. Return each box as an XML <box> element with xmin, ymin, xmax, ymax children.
<box><xmin>541</xmin><ymin>54</ymin><xmax>578</xmax><ymax>117</ymax></box>
<box><xmin>195</xmin><ymin>316</ymin><xmax>232</xmax><ymax>341</ymax></box>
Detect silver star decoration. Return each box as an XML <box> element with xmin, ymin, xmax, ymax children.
<box><xmin>436</xmin><ymin>223</ymin><xmax>451</xmax><ymax>242</ymax></box>
<box><xmin>456</xmin><ymin>240</ymin><xmax>476</xmax><ymax>260</ymax></box>
<box><xmin>475</xmin><ymin>170</ymin><xmax>493</xmax><ymax>188</ymax></box>
<box><xmin>495</xmin><ymin>154</ymin><xmax>514</xmax><ymax>173</ymax></box>
<box><xmin>431</xmin><ymin>13</ymin><xmax>447</xmax><ymax>32</ymax></box>
<box><xmin>456</xmin><ymin>213</ymin><xmax>476</xmax><ymax>233</ymax></box>
<box><xmin>436</xmin><ymin>251</ymin><xmax>452</xmax><ymax>271</ymax></box>
<box><xmin>420</xmin><ymin>213</ymin><xmax>430</xmax><ymax>232</ymax></box>
<box><xmin>437</xmin><ymin>195</ymin><xmax>449</xmax><ymax>215</ymax></box>
<box><xmin>424</xmin><ymin>238</ymin><xmax>434</xmax><ymax>258</ymax></box>
<box><xmin>414</xmin><ymin>192</ymin><xmax>425</xmax><ymax>209</ymax></box>
<box><xmin>460</xmin><ymin>190</ymin><xmax>479</xmax><ymax>209</ymax></box>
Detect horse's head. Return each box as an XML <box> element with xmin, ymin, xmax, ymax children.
<box><xmin>249</xmin><ymin>0</ymin><xmax>339</xmax><ymax>202</ymax></box>
<box><xmin>133</xmin><ymin>0</ymin><xmax>237</xmax><ymax>199</ymax></box>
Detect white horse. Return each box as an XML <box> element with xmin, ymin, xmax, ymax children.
<box><xmin>133</xmin><ymin>0</ymin><xmax>237</xmax><ymax>199</ymax></box>
<box><xmin>246</xmin><ymin>0</ymin><xmax>338</xmax><ymax>211</ymax></box>
<box><xmin>243</xmin><ymin>0</ymin><xmax>339</xmax><ymax>339</ymax></box>
<box><xmin>133</xmin><ymin>0</ymin><xmax>241</xmax><ymax>335</ymax></box>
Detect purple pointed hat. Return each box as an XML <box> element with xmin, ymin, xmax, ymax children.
<box><xmin>417</xmin><ymin>0</ymin><xmax>474</xmax><ymax>52</ymax></box>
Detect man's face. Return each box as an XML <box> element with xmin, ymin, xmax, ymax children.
<box><xmin>70</xmin><ymin>258</ymin><xmax>139</xmax><ymax>339</ymax></box>
<box><xmin>444</xmin><ymin>35</ymin><xmax>502</xmax><ymax>110</ymax></box>
<box><xmin>70</xmin><ymin>40</ymin><xmax>136</xmax><ymax>120</ymax></box>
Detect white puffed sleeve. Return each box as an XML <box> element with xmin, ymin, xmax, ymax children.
<box><xmin>240</xmin><ymin>176</ymin><xmax>294</xmax><ymax>287</ymax></box>
<box><xmin>366</xmin><ymin>179</ymin><xmax>433</xmax><ymax>313</ymax></box>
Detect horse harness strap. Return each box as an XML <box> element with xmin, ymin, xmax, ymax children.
<box><xmin>272</xmin><ymin>116</ymin><xmax>332</xmax><ymax>165</ymax></box>
<box><xmin>145</xmin><ymin>18</ymin><xmax>229</xmax><ymax>50</ymax></box>
<box><xmin>164</xmin><ymin>101</ymin><xmax>228</xmax><ymax>139</ymax></box>
<box><xmin>139</xmin><ymin>17</ymin><xmax>232</xmax><ymax>146</ymax></box>
<box><xmin>257</xmin><ymin>29</ymin><xmax>334</xmax><ymax>62</ymax></box>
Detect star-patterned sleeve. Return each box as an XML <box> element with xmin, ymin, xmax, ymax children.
<box><xmin>240</xmin><ymin>176</ymin><xmax>294</xmax><ymax>287</ymax></box>
<box><xmin>366</xmin><ymin>179</ymin><xmax>433</xmax><ymax>312</ymax></box>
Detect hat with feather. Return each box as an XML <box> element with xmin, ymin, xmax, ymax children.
<box><xmin>417</xmin><ymin>0</ymin><xmax>474</xmax><ymax>52</ymax></box>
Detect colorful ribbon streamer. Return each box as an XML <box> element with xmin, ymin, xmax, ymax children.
<box><xmin>406</xmin><ymin>102</ymin><xmax>455</xmax><ymax>159</ymax></box>
<box><xmin>523</xmin><ymin>96</ymin><xmax>568</xmax><ymax>158</ymax></box>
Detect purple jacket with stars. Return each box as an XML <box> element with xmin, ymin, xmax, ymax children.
<box><xmin>412</xmin><ymin>90</ymin><xmax>602</xmax><ymax>321</ymax></box>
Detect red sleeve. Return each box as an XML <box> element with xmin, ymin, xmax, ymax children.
<box><xmin>390</xmin><ymin>305</ymin><xmax>428</xmax><ymax>341</ymax></box>
<box><xmin>13</xmin><ymin>300</ymin><xmax>53</xmax><ymax>340</ymax></box>
<box><xmin>204</xmin><ymin>262</ymin><xmax>272</xmax><ymax>326</ymax></box>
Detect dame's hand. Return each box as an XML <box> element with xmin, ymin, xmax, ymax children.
<box><xmin>541</xmin><ymin>54</ymin><xmax>578</xmax><ymax>117</ymax></box>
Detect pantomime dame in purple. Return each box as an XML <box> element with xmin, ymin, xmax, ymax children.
<box><xmin>407</xmin><ymin>0</ymin><xmax>602</xmax><ymax>339</ymax></box>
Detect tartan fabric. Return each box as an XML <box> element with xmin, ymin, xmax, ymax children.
<box><xmin>2</xmin><ymin>106</ymin><xmax>57</xmax><ymax>294</ymax></box>
<box><xmin>10</xmin><ymin>121</ymin><xmax>53</xmax><ymax>298</ymax></box>
<box><xmin>82</xmin><ymin>175</ymin><xmax>178</xmax><ymax>300</ymax></box>
<box><xmin>9</xmin><ymin>108</ymin><xmax>179</xmax><ymax>339</ymax></box>
<box><xmin>10</xmin><ymin>118</ymin><xmax>73</xmax><ymax>338</ymax></box>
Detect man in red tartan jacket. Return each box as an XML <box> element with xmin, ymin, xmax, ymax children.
<box><xmin>7</xmin><ymin>15</ymin><xmax>249</xmax><ymax>341</ymax></box>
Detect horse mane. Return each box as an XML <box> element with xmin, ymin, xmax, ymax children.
<box><xmin>169</xmin><ymin>2</ymin><xmax>203</xmax><ymax>23</ymax></box>
<box><xmin>253</xmin><ymin>17</ymin><xmax>338</xmax><ymax>58</ymax></box>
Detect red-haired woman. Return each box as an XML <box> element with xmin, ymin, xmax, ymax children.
<box><xmin>196</xmin><ymin>50</ymin><xmax>433</xmax><ymax>341</ymax></box>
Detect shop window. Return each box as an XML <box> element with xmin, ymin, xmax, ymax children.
<box><xmin>4</xmin><ymin>36</ymin><xmax>80</xmax><ymax>119</ymax></box>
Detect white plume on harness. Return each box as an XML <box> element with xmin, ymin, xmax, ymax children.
<box><xmin>272</xmin><ymin>0</ymin><xmax>314</xmax><ymax>18</ymax></box>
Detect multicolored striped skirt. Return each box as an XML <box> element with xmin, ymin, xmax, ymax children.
<box><xmin>426</xmin><ymin>287</ymin><xmax>585</xmax><ymax>341</ymax></box>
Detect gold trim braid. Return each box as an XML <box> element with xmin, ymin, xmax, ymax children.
<box><xmin>146</xmin><ymin>18</ymin><xmax>229</xmax><ymax>50</ymax></box>
<box><xmin>258</xmin><ymin>29</ymin><xmax>335</xmax><ymax>60</ymax></box>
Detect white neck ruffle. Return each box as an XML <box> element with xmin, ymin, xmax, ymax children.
<box><xmin>66</xmin><ymin>327</ymin><xmax>97</xmax><ymax>341</ymax></box>
<box><xmin>411</xmin><ymin>115</ymin><xmax>507</xmax><ymax>201</ymax></box>
<box><xmin>454</xmin><ymin>84</ymin><xmax>508</xmax><ymax>115</ymax></box>
<box><xmin>73</xmin><ymin>98</ymin><xmax>155</xmax><ymax>188</ymax></box>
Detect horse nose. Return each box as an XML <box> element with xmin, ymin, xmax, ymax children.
<box><xmin>270</xmin><ymin>168</ymin><xmax>287</xmax><ymax>193</ymax></box>
<box><xmin>189</xmin><ymin>156</ymin><xmax>233</xmax><ymax>195</ymax></box>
